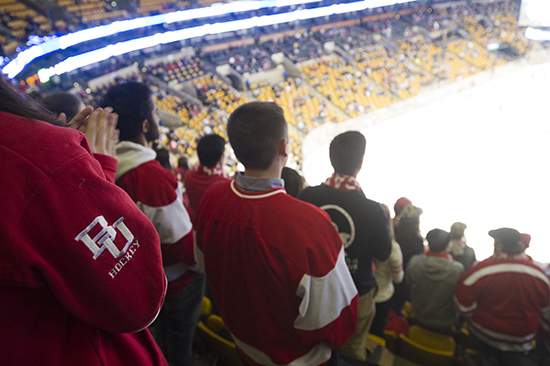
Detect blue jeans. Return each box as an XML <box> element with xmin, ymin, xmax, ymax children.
<box><xmin>152</xmin><ymin>273</ymin><xmax>205</xmax><ymax>366</ymax></box>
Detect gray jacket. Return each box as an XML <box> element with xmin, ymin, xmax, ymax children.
<box><xmin>406</xmin><ymin>254</ymin><xmax>464</xmax><ymax>331</ymax></box>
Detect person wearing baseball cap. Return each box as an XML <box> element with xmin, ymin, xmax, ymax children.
<box><xmin>455</xmin><ymin>228</ymin><xmax>550</xmax><ymax>365</ymax></box>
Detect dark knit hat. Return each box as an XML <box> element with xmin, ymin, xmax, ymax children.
<box><xmin>426</xmin><ymin>229</ymin><xmax>451</xmax><ymax>253</ymax></box>
<box><xmin>489</xmin><ymin>228</ymin><xmax>523</xmax><ymax>254</ymax></box>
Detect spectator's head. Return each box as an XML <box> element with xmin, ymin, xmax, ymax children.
<box><xmin>489</xmin><ymin>228</ymin><xmax>524</xmax><ymax>255</ymax></box>
<box><xmin>41</xmin><ymin>92</ymin><xmax>85</xmax><ymax>124</ymax></box>
<box><xmin>153</xmin><ymin>147</ymin><xmax>171</xmax><ymax>171</ymax></box>
<box><xmin>396</xmin><ymin>204</ymin><xmax>423</xmax><ymax>238</ymax></box>
<box><xmin>0</xmin><ymin>75</ymin><xmax>58</xmax><ymax>125</ymax></box>
<box><xmin>329</xmin><ymin>131</ymin><xmax>366</xmax><ymax>176</ymax></box>
<box><xmin>426</xmin><ymin>229</ymin><xmax>451</xmax><ymax>253</ymax></box>
<box><xmin>197</xmin><ymin>134</ymin><xmax>226</xmax><ymax>167</ymax></box>
<box><xmin>178</xmin><ymin>156</ymin><xmax>189</xmax><ymax>173</ymax></box>
<box><xmin>281</xmin><ymin>167</ymin><xmax>304</xmax><ymax>198</ymax></box>
<box><xmin>450</xmin><ymin>222</ymin><xmax>467</xmax><ymax>240</ymax></box>
<box><xmin>100</xmin><ymin>82</ymin><xmax>158</xmax><ymax>143</ymax></box>
<box><xmin>394</xmin><ymin>197</ymin><xmax>412</xmax><ymax>217</ymax></box>
<box><xmin>227</xmin><ymin>102</ymin><xmax>288</xmax><ymax>171</ymax></box>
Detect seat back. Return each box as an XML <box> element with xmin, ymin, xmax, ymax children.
<box><xmin>402</xmin><ymin>301</ymin><xmax>412</xmax><ymax>318</ymax></box>
<box><xmin>383</xmin><ymin>330</ymin><xmax>398</xmax><ymax>354</ymax></box>
<box><xmin>368</xmin><ymin>333</ymin><xmax>387</xmax><ymax>347</ymax></box>
<box><xmin>408</xmin><ymin>325</ymin><xmax>456</xmax><ymax>353</ymax></box>
<box><xmin>196</xmin><ymin>318</ymin><xmax>244</xmax><ymax>366</ymax></box>
<box><xmin>201</xmin><ymin>296</ymin><xmax>212</xmax><ymax>317</ymax></box>
<box><xmin>399</xmin><ymin>335</ymin><xmax>455</xmax><ymax>366</ymax></box>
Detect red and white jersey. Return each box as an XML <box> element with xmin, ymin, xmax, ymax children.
<box><xmin>183</xmin><ymin>165</ymin><xmax>231</xmax><ymax>221</ymax></box>
<box><xmin>538</xmin><ymin>262</ymin><xmax>550</xmax><ymax>339</ymax></box>
<box><xmin>0</xmin><ymin>112</ymin><xmax>167</xmax><ymax>366</ymax></box>
<box><xmin>454</xmin><ymin>253</ymin><xmax>550</xmax><ymax>352</ymax></box>
<box><xmin>194</xmin><ymin>180</ymin><xmax>358</xmax><ymax>366</ymax></box>
<box><xmin>116</xmin><ymin>141</ymin><xmax>196</xmax><ymax>295</ymax></box>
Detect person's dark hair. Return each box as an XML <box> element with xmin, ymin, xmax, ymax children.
<box><xmin>153</xmin><ymin>146</ymin><xmax>172</xmax><ymax>171</ymax></box>
<box><xmin>178</xmin><ymin>156</ymin><xmax>189</xmax><ymax>172</ymax></box>
<box><xmin>426</xmin><ymin>229</ymin><xmax>451</xmax><ymax>253</ymax></box>
<box><xmin>0</xmin><ymin>76</ymin><xmax>59</xmax><ymax>125</ymax></box>
<box><xmin>281</xmin><ymin>167</ymin><xmax>304</xmax><ymax>198</ymax></box>
<box><xmin>329</xmin><ymin>131</ymin><xmax>366</xmax><ymax>175</ymax></box>
<box><xmin>227</xmin><ymin>102</ymin><xmax>287</xmax><ymax>170</ymax></box>
<box><xmin>197</xmin><ymin>134</ymin><xmax>226</xmax><ymax>167</ymax></box>
<box><xmin>100</xmin><ymin>82</ymin><xmax>154</xmax><ymax>141</ymax></box>
<box><xmin>41</xmin><ymin>92</ymin><xmax>83</xmax><ymax>122</ymax></box>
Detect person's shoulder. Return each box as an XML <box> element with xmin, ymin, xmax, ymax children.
<box><xmin>137</xmin><ymin>160</ymin><xmax>178</xmax><ymax>184</ymax></box>
<box><xmin>299</xmin><ymin>184</ymin><xmax>324</xmax><ymax>197</ymax></box>
<box><xmin>0</xmin><ymin>112</ymin><xmax>89</xmax><ymax>173</ymax></box>
<box><xmin>450</xmin><ymin>259</ymin><xmax>465</xmax><ymax>272</ymax></box>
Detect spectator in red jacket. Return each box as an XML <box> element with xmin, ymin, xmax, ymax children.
<box><xmin>455</xmin><ymin>228</ymin><xmax>550</xmax><ymax>366</ymax></box>
<box><xmin>194</xmin><ymin>102</ymin><xmax>358</xmax><ymax>366</ymax></box>
<box><xmin>184</xmin><ymin>133</ymin><xmax>230</xmax><ymax>220</ymax></box>
<box><xmin>0</xmin><ymin>76</ymin><xmax>168</xmax><ymax>366</ymax></box>
<box><xmin>102</xmin><ymin>82</ymin><xmax>203</xmax><ymax>366</ymax></box>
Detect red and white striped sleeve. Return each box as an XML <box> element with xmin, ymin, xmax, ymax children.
<box><xmin>294</xmin><ymin>246</ymin><xmax>359</xmax><ymax>349</ymax></box>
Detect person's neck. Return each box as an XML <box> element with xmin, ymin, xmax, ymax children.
<box><xmin>128</xmin><ymin>134</ymin><xmax>149</xmax><ymax>147</ymax></box>
<box><xmin>244</xmin><ymin>166</ymin><xmax>282</xmax><ymax>179</ymax></box>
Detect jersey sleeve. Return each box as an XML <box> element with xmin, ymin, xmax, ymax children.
<box><xmin>454</xmin><ymin>266</ymin><xmax>480</xmax><ymax>318</ymax></box>
<box><xmin>390</xmin><ymin>241</ymin><xmax>404</xmax><ymax>284</ymax></box>
<box><xmin>17</xmin><ymin>139</ymin><xmax>166</xmax><ymax>334</ymax></box>
<box><xmin>294</xmin><ymin>233</ymin><xmax>359</xmax><ymax>349</ymax></box>
<box><xmin>93</xmin><ymin>153</ymin><xmax>117</xmax><ymax>183</ymax></box>
<box><xmin>137</xmin><ymin>181</ymin><xmax>195</xmax><ymax>267</ymax></box>
<box><xmin>369</xmin><ymin>203</ymin><xmax>392</xmax><ymax>262</ymax></box>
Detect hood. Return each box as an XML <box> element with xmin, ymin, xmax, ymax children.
<box><xmin>115</xmin><ymin>141</ymin><xmax>156</xmax><ymax>181</ymax></box>
<box><xmin>415</xmin><ymin>255</ymin><xmax>457</xmax><ymax>281</ymax></box>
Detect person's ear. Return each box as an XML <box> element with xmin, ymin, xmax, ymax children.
<box><xmin>57</xmin><ymin>113</ymin><xmax>67</xmax><ymax>126</ymax></box>
<box><xmin>355</xmin><ymin>157</ymin><xmax>364</xmax><ymax>175</ymax></box>
<box><xmin>141</xmin><ymin>119</ymin><xmax>150</xmax><ymax>134</ymax></box>
<box><xmin>279</xmin><ymin>138</ymin><xmax>289</xmax><ymax>157</ymax></box>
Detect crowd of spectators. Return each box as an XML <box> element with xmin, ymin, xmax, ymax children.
<box><xmin>16</xmin><ymin>0</ymin><xmax>531</xmax><ymax>177</ymax></box>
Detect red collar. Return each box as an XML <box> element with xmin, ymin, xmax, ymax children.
<box><xmin>426</xmin><ymin>250</ymin><xmax>453</xmax><ymax>260</ymax></box>
<box><xmin>323</xmin><ymin>173</ymin><xmax>362</xmax><ymax>192</ymax></box>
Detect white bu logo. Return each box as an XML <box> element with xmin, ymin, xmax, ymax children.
<box><xmin>75</xmin><ymin>216</ymin><xmax>134</xmax><ymax>259</ymax></box>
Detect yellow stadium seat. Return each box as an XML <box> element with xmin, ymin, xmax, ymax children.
<box><xmin>196</xmin><ymin>315</ymin><xmax>243</xmax><ymax>366</ymax></box>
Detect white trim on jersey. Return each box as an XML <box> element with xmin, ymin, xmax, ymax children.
<box><xmin>294</xmin><ymin>247</ymin><xmax>358</xmax><ymax>331</ymax></box>
<box><xmin>193</xmin><ymin>236</ymin><xmax>205</xmax><ymax>274</ymax></box>
<box><xmin>233</xmin><ymin>334</ymin><xmax>331</xmax><ymax>366</ymax></box>
<box><xmin>469</xmin><ymin>320</ymin><xmax>536</xmax><ymax>352</ymax></box>
<box><xmin>462</xmin><ymin>263</ymin><xmax>550</xmax><ymax>287</ymax></box>
<box><xmin>454</xmin><ymin>295</ymin><xmax>477</xmax><ymax>314</ymax></box>
<box><xmin>137</xmin><ymin>182</ymin><xmax>192</xmax><ymax>244</ymax></box>
<box><xmin>230</xmin><ymin>180</ymin><xmax>286</xmax><ymax>199</ymax></box>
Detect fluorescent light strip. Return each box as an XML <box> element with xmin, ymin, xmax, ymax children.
<box><xmin>525</xmin><ymin>27</ymin><xmax>550</xmax><ymax>41</ymax></box>
<box><xmin>4</xmin><ymin>0</ymin><xmax>415</xmax><ymax>78</ymax></box>
<box><xmin>2</xmin><ymin>0</ymin><xmax>321</xmax><ymax>78</ymax></box>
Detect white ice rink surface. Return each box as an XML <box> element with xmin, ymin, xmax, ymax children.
<box><xmin>303</xmin><ymin>63</ymin><xmax>550</xmax><ymax>262</ymax></box>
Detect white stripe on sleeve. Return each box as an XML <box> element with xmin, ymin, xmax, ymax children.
<box><xmin>462</xmin><ymin>263</ymin><xmax>550</xmax><ymax>287</ymax></box>
<box><xmin>194</xmin><ymin>233</ymin><xmax>205</xmax><ymax>273</ymax></box>
<box><xmin>294</xmin><ymin>247</ymin><xmax>358</xmax><ymax>331</ymax></box>
<box><xmin>137</xmin><ymin>182</ymin><xmax>192</xmax><ymax>244</ymax></box>
<box><xmin>454</xmin><ymin>295</ymin><xmax>477</xmax><ymax>314</ymax></box>
<box><xmin>233</xmin><ymin>335</ymin><xmax>331</xmax><ymax>366</ymax></box>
